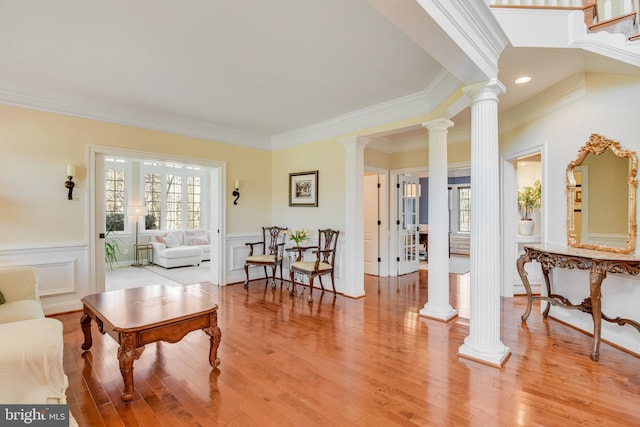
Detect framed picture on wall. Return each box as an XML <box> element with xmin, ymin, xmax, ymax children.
<box><xmin>289</xmin><ymin>170</ymin><xmax>318</xmax><ymax>207</ymax></box>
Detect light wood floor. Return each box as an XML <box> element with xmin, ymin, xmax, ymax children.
<box><xmin>55</xmin><ymin>271</ymin><xmax>640</xmax><ymax>426</ymax></box>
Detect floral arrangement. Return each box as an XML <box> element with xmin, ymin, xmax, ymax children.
<box><xmin>287</xmin><ymin>229</ymin><xmax>309</xmax><ymax>246</ymax></box>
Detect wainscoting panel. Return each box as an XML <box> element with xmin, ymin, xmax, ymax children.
<box><xmin>0</xmin><ymin>241</ymin><xmax>89</xmax><ymax>314</ymax></box>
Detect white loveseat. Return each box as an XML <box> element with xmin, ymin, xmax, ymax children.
<box><xmin>0</xmin><ymin>267</ymin><xmax>73</xmax><ymax>412</ymax></box>
<box><xmin>150</xmin><ymin>229</ymin><xmax>211</xmax><ymax>268</ymax></box>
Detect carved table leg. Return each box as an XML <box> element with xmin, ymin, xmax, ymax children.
<box><xmin>204</xmin><ymin>311</ymin><xmax>222</xmax><ymax>368</ymax></box>
<box><xmin>516</xmin><ymin>252</ymin><xmax>533</xmax><ymax>322</ymax></box>
<box><xmin>589</xmin><ymin>264</ymin><xmax>607</xmax><ymax>362</ymax></box>
<box><xmin>80</xmin><ymin>312</ymin><xmax>93</xmax><ymax>351</ymax></box>
<box><xmin>117</xmin><ymin>332</ymin><xmax>144</xmax><ymax>402</ymax></box>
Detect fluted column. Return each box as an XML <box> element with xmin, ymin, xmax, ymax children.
<box><xmin>340</xmin><ymin>136</ymin><xmax>369</xmax><ymax>299</ymax></box>
<box><xmin>419</xmin><ymin>118</ymin><xmax>457</xmax><ymax>321</ymax></box>
<box><xmin>458</xmin><ymin>79</ymin><xmax>510</xmax><ymax>367</ymax></box>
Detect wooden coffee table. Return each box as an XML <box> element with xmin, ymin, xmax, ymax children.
<box><xmin>80</xmin><ymin>284</ymin><xmax>221</xmax><ymax>401</ymax></box>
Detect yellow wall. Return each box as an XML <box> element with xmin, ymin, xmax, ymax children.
<box><xmin>271</xmin><ymin>138</ymin><xmax>345</xmax><ymax>232</ymax></box>
<box><xmin>387</xmin><ymin>141</ymin><xmax>471</xmax><ymax>170</ymax></box>
<box><xmin>364</xmin><ymin>148</ymin><xmax>390</xmax><ymax>169</ymax></box>
<box><xmin>0</xmin><ymin>104</ymin><xmax>271</xmax><ymax>244</ymax></box>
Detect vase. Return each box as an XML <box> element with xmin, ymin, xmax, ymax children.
<box><xmin>518</xmin><ymin>219</ymin><xmax>535</xmax><ymax>236</ymax></box>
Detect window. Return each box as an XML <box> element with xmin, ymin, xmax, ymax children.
<box><xmin>105</xmin><ymin>159</ymin><xmax>127</xmax><ymax>232</ymax></box>
<box><xmin>186</xmin><ymin>176</ymin><xmax>201</xmax><ymax>229</ymax></box>
<box><xmin>458</xmin><ymin>187</ymin><xmax>471</xmax><ymax>232</ymax></box>
<box><xmin>448</xmin><ymin>184</ymin><xmax>471</xmax><ymax>233</ymax></box>
<box><xmin>142</xmin><ymin>162</ymin><xmax>207</xmax><ymax>231</ymax></box>
<box><xmin>166</xmin><ymin>174</ymin><xmax>183</xmax><ymax>230</ymax></box>
<box><xmin>144</xmin><ymin>173</ymin><xmax>161</xmax><ymax>230</ymax></box>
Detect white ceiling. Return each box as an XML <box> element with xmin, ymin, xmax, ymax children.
<box><xmin>0</xmin><ymin>1</ymin><xmax>638</xmax><ymax>150</ymax></box>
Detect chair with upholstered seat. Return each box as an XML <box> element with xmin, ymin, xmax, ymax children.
<box><xmin>244</xmin><ymin>226</ymin><xmax>288</xmax><ymax>288</ymax></box>
<box><xmin>289</xmin><ymin>228</ymin><xmax>339</xmax><ymax>303</ymax></box>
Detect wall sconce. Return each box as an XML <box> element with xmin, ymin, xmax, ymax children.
<box><xmin>233</xmin><ymin>180</ymin><xmax>240</xmax><ymax>205</ymax></box>
<box><xmin>65</xmin><ymin>164</ymin><xmax>76</xmax><ymax>200</ymax></box>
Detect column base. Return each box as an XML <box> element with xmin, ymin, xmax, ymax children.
<box><xmin>419</xmin><ymin>305</ymin><xmax>458</xmax><ymax>322</ymax></box>
<box><xmin>458</xmin><ymin>340</ymin><xmax>511</xmax><ymax>368</ymax></box>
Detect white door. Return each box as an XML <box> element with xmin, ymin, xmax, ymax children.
<box><xmin>94</xmin><ymin>152</ymin><xmax>106</xmax><ymax>293</ymax></box>
<box><xmin>364</xmin><ymin>175</ymin><xmax>379</xmax><ymax>275</ymax></box>
<box><xmin>397</xmin><ymin>175</ymin><xmax>420</xmax><ymax>275</ymax></box>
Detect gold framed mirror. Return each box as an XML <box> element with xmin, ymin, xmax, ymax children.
<box><xmin>566</xmin><ymin>134</ymin><xmax>638</xmax><ymax>253</ymax></box>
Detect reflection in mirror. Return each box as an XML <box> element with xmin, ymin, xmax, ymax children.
<box><xmin>566</xmin><ymin>134</ymin><xmax>638</xmax><ymax>253</ymax></box>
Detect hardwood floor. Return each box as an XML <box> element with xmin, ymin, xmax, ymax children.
<box><xmin>55</xmin><ymin>271</ymin><xmax>640</xmax><ymax>426</ymax></box>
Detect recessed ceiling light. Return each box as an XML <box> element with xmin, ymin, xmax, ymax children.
<box><xmin>515</xmin><ymin>76</ymin><xmax>532</xmax><ymax>84</ymax></box>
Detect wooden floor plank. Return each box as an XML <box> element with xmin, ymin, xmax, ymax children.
<box><xmin>57</xmin><ymin>271</ymin><xmax>640</xmax><ymax>426</ymax></box>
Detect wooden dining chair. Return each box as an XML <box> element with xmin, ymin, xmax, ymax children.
<box><xmin>289</xmin><ymin>228</ymin><xmax>339</xmax><ymax>303</ymax></box>
<box><xmin>244</xmin><ymin>226</ymin><xmax>288</xmax><ymax>288</ymax></box>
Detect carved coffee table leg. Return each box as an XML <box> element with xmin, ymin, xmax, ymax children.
<box><xmin>80</xmin><ymin>312</ymin><xmax>93</xmax><ymax>351</ymax></box>
<box><xmin>589</xmin><ymin>264</ymin><xmax>607</xmax><ymax>362</ymax></box>
<box><xmin>204</xmin><ymin>311</ymin><xmax>222</xmax><ymax>368</ymax></box>
<box><xmin>117</xmin><ymin>333</ymin><xmax>144</xmax><ymax>402</ymax></box>
<box><xmin>516</xmin><ymin>252</ymin><xmax>533</xmax><ymax>322</ymax></box>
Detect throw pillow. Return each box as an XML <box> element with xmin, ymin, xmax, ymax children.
<box><xmin>162</xmin><ymin>233</ymin><xmax>181</xmax><ymax>248</ymax></box>
<box><xmin>0</xmin><ymin>290</ymin><xmax>4</xmax><ymax>305</ymax></box>
<box><xmin>191</xmin><ymin>237</ymin><xmax>209</xmax><ymax>245</ymax></box>
<box><xmin>155</xmin><ymin>234</ymin><xmax>166</xmax><ymax>243</ymax></box>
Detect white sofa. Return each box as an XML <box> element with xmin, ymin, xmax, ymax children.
<box><xmin>0</xmin><ymin>267</ymin><xmax>73</xmax><ymax>415</ymax></box>
<box><xmin>150</xmin><ymin>230</ymin><xmax>211</xmax><ymax>268</ymax></box>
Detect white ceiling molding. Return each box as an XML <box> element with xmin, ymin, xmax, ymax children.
<box><xmin>270</xmin><ymin>69</ymin><xmax>460</xmax><ymax>150</ymax></box>
<box><xmin>0</xmin><ymin>79</ymin><xmax>270</xmax><ymax>149</ymax></box>
<box><xmin>577</xmin><ymin>35</ymin><xmax>640</xmax><ymax>67</ymax></box>
<box><xmin>418</xmin><ymin>0</ymin><xmax>509</xmax><ymax>79</ymax></box>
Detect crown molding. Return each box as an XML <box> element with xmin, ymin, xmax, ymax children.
<box><xmin>0</xmin><ymin>80</ymin><xmax>270</xmax><ymax>149</ymax></box>
<box><xmin>270</xmin><ymin>69</ymin><xmax>460</xmax><ymax>150</ymax></box>
<box><xmin>425</xmin><ymin>0</ymin><xmax>509</xmax><ymax>79</ymax></box>
<box><xmin>576</xmin><ymin>34</ymin><xmax>640</xmax><ymax>67</ymax></box>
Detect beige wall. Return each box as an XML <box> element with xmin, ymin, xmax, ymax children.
<box><xmin>271</xmin><ymin>138</ymin><xmax>345</xmax><ymax>233</ymax></box>
<box><xmin>0</xmin><ymin>104</ymin><xmax>272</xmax><ymax>245</ymax></box>
<box><xmin>364</xmin><ymin>148</ymin><xmax>390</xmax><ymax>169</ymax></box>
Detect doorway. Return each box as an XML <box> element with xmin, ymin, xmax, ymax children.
<box><xmin>88</xmin><ymin>145</ymin><xmax>226</xmax><ymax>294</ymax></box>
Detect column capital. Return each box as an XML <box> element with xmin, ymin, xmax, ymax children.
<box><xmin>422</xmin><ymin>118</ymin><xmax>454</xmax><ymax>132</ymax></box>
<box><xmin>463</xmin><ymin>78</ymin><xmax>505</xmax><ymax>104</ymax></box>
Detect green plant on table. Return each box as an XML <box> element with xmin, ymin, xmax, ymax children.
<box><xmin>518</xmin><ymin>179</ymin><xmax>542</xmax><ymax>220</ymax></box>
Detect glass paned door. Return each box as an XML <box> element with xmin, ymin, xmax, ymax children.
<box><xmin>398</xmin><ymin>175</ymin><xmax>420</xmax><ymax>275</ymax></box>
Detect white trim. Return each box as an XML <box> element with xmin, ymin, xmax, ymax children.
<box><xmin>0</xmin><ymin>79</ymin><xmax>269</xmax><ymax>149</ymax></box>
<box><xmin>271</xmin><ymin>70</ymin><xmax>461</xmax><ymax>149</ymax></box>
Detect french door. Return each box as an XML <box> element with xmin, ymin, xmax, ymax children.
<box><xmin>397</xmin><ymin>175</ymin><xmax>420</xmax><ymax>275</ymax></box>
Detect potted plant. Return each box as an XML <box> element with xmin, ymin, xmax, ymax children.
<box><xmin>104</xmin><ymin>227</ymin><xmax>121</xmax><ymax>270</ymax></box>
<box><xmin>518</xmin><ymin>179</ymin><xmax>541</xmax><ymax>236</ymax></box>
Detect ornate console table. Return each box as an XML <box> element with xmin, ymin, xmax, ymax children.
<box><xmin>517</xmin><ymin>243</ymin><xmax>640</xmax><ymax>361</ymax></box>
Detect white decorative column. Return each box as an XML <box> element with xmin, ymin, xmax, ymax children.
<box><xmin>419</xmin><ymin>118</ymin><xmax>458</xmax><ymax>321</ymax></box>
<box><xmin>340</xmin><ymin>136</ymin><xmax>369</xmax><ymax>299</ymax></box>
<box><xmin>458</xmin><ymin>79</ymin><xmax>511</xmax><ymax>367</ymax></box>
